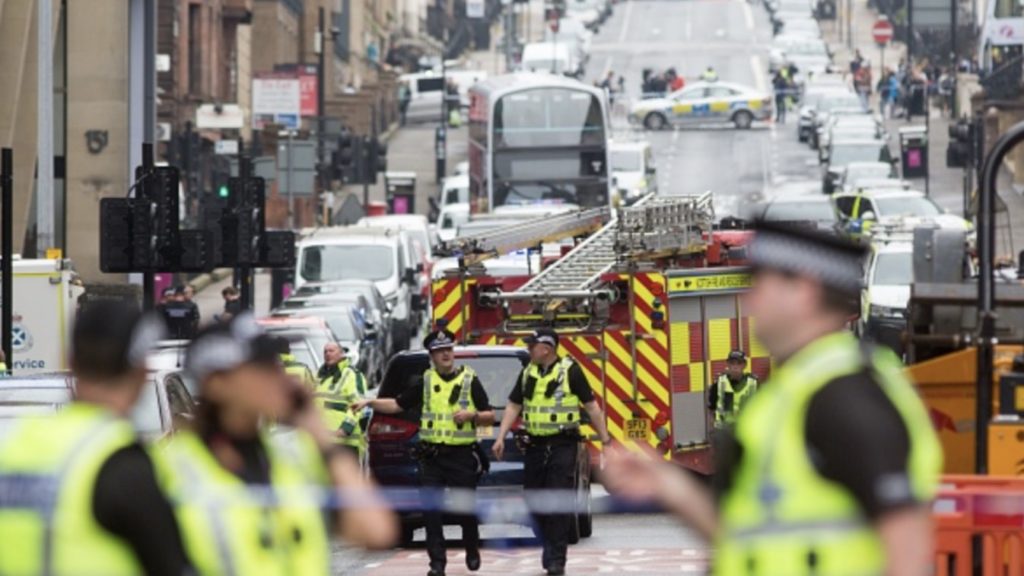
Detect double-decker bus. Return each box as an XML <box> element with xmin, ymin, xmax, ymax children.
<box><xmin>467</xmin><ymin>73</ymin><xmax>610</xmax><ymax>213</ymax></box>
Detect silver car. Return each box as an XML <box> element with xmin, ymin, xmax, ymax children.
<box><xmin>629</xmin><ymin>81</ymin><xmax>773</xmax><ymax>130</ymax></box>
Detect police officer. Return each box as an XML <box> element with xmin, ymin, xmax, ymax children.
<box><xmin>316</xmin><ymin>341</ymin><xmax>369</xmax><ymax>460</ymax></box>
<box><xmin>353</xmin><ymin>329</ymin><xmax>493</xmax><ymax>576</ymax></box>
<box><xmin>159</xmin><ymin>285</ymin><xmax>199</xmax><ymax>340</ymax></box>
<box><xmin>604</xmin><ymin>222</ymin><xmax>943</xmax><ymax>575</ymax></box>
<box><xmin>0</xmin><ymin>301</ymin><xmax>192</xmax><ymax>575</ymax></box>
<box><xmin>154</xmin><ymin>315</ymin><xmax>396</xmax><ymax>575</ymax></box>
<box><xmin>707</xmin><ymin>350</ymin><xmax>758</xmax><ymax>429</ymax></box>
<box><xmin>492</xmin><ymin>328</ymin><xmax>611</xmax><ymax>576</ymax></box>
<box><xmin>700</xmin><ymin>65</ymin><xmax>719</xmax><ymax>82</ymax></box>
<box><xmin>274</xmin><ymin>336</ymin><xmax>317</xmax><ymax>388</ymax></box>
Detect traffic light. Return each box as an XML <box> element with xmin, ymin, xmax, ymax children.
<box><xmin>336</xmin><ymin>131</ymin><xmax>355</xmax><ymax>183</ymax></box>
<box><xmin>947</xmin><ymin>119</ymin><xmax>975</xmax><ymax>169</ymax></box>
<box><xmin>218</xmin><ymin>184</ymin><xmax>230</xmax><ymax>198</ymax></box>
<box><xmin>262</xmin><ymin>230</ymin><xmax>297</xmax><ymax>268</ymax></box>
<box><xmin>99</xmin><ymin>198</ymin><xmax>134</xmax><ymax>273</ymax></box>
<box><xmin>368</xmin><ymin>137</ymin><xmax>388</xmax><ymax>180</ymax></box>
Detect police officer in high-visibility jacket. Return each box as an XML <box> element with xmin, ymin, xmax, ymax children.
<box><xmin>603</xmin><ymin>221</ymin><xmax>943</xmax><ymax>576</ymax></box>
<box><xmin>354</xmin><ymin>329</ymin><xmax>495</xmax><ymax>576</ymax></box>
<box><xmin>274</xmin><ymin>336</ymin><xmax>316</xmax><ymax>388</ymax></box>
<box><xmin>316</xmin><ymin>341</ymin><xmax>368</xmax><ymax>460</ymax></box>
<box><xmin>707</xmin><ymin>350</ymin><xmax>758</xmax><ymax>429</ymax></box>
<box><xmin>0</xmin><ymin>301</ymin><xmax>193</xmax><ymax>576</ymax></box>
<box><xmin>493</xmin><ymin>328</ymin><xmax>611</xmax><ymax>576</ymax></box>
<box><xmin>153</xmin><ymin>316</ymin><xmax>396</xmax><ymax>576</ymax></box>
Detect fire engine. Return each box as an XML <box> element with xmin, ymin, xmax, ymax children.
<box><xmin>431</xmin><ymin>194</ymin><xmax>762</xmax><ymax>472</ymax></box>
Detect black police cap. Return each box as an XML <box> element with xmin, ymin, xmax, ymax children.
<box><xmin>524</xmin><ymin>327</ymin><xmax>559</xmax><ymax>348</ymax></box>
<box><xmin>748</xmin><ymin>220</ymin><xmax>867</xmax><ymax>296</ymax></box>
<box><xmin>423</xmin><ymin>329</ymin><xmax>457</xmax><ymax>351</ymax></box>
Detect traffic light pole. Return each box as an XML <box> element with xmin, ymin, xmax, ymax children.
<box><xmin>239</xmin><ymin>154</ymin><xmax>254</xmax><ymax>312</ymax></box>
<box><xmin>141</xmin><ymin>142</ymin><xmax>156</xmax><ymax>311</ymax></box>
<box><xmin>2</xmin><ymin>148</ymin><xmax>13</xmax><ymax>375</ymax></box>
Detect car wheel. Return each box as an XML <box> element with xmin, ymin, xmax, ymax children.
<box><xmin>644</xmin><ymin>112</ymin><xmax>668</xmax><ymax>131</ymax></box>
<box><xmin>578</xmin><ymin>477</ymin><xmax>593</xmax><ymax>538</ymax></box>
<box><xmin>733</xmin><ymin>110</ymin><xmax>754</xmax><ymax>129</ymax></box>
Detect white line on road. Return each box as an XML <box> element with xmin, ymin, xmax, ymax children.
<box><xmin>742</xmin><ymin>0</ymin><xmax>755</xmax><ymax>31</ymax></box>
<box><xmin>750</xmin><ymin>54</ymin><xmax>767</xmax><ymax>93</ymax></box>
<box><xmin>618</xmin><ymin>0</ymin><xmax>634</xmax><ymax>44</ymax></box>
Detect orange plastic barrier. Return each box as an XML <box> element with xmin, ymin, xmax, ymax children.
<box><xmin>934</xmin><ymin>475</ymin><xmax>1024</xmax><ymax>576</ymax></box>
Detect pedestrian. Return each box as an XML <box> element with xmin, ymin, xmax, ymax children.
<box><xmin>707</xmin><ymin>349</ymin><xmax>759</xmax><ymax>429</ymax></box>
<box><xmin>0</xmin><ymin>301</ymin><xmax>194</xmax><ymax>575</ymax></box>
<box><xmin>604</xmin><ymin>221</ymin><xmax>943</xmax><ymax>576</ymax></box>
<box><xmin>159</xmin><ymin>285</ymin><xmax>198</xmax><ymax>340</ymax></box>
<box><xmin>316</xmin><ymin>341</ymin><xmax>369</xmax><ymax>461</ymax></box>
<box><xmin>273</xmin><ymin>335</ymin><xmax>317</xmax><ymax>388</ymax></box>
<box><xmin>850</xmin><ymin>48</ymin><xmax>864</xmax><ymax>74</ymax></box>
<box><xmin>877</xmin><ymin>70</ymin><xmax>892</xmax><ymax>117</ymax></box>
<box><xmin>700</xmin><ymin>65</ymin><xmax>719</xmax><ymax>82</ymax></box>
<box><xmin>182</xmin><ymin>283</ymin><xmax>200</xmax><ymax>325</ymax></box>
<box><xmin>772</xmin><ymin>69</ymin><xmax>789</xmax><ymax>123</ymax></box>
<box><xmin>492</xmin><ymin>328</ymin><xmax>612</xmax><ymax>576</ymax></box>
<box><xmin>217</xmin><ymin>285</ymin><xmax>243</xmax><ymax>323</ymax></box>
<box><xmin>938</xmin><ymin>68</ymin><xmax>954</xmax><ymax>117</ymax></box>
<box><xmin>398</xmin><ymin>82</ymin><xmax>411</xmax><ymax>126</ymax></box>
<box><xmin>667</xmin><ymin>67</ymin><xmax>685</xmax><ymax>91</ymax></box>
<box><xmin>855</xmin><ymin>62</ymin><xmax>873</xmax><ymax>111</ymax></box>
<box><xmin>887</xmin><ymin>71</ymin><xmax>902</xmax><ymax>118</ymax></box>
<box><xmin>354</xmin><ymin>328</ymin><xmax>494</xmax><ymax>576</ymax></box>
<box><xmin>154</xmin><ymin>315</ymin><xmax>397</xmax><ymax>575</ymax></box>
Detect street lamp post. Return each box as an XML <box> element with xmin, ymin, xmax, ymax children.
<box><xmin>317</xmin><ymin>7</ymin><xmax>328</xmax><ymax>206</ymax></box>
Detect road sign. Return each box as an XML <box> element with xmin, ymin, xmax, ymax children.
<box><xmin>872</xmin><ymin>18</ymin><xmax>894</xmax><ymax>45</ymax></box>
<box><xmin>214</xmin><ymin>140</ymin><xmax>239</xmax><ymax>155</ymax></box>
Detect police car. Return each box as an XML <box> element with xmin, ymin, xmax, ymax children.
<box><xmin>629</xmin><ymin>81</ymin><xmax>773</xmax><ymax>130</ymax></box>
<box><xmin>831</xmin><ymin>188</ymin><xmax>972</xmax><ymax>233</ymax></box>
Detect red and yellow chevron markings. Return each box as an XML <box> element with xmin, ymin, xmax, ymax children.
<box><xmin>431</xmin><ymin>278</ymin><xmax>476</xmax><ymax>340</ymax></box>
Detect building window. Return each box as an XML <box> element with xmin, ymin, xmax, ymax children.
<box><xmin>995</xmin><ymin>0</ymin><xmax>1023</xmax><ymax>18</ymax></box>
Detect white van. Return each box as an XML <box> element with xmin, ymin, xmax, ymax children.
<box><xmin>610</xmin><ymin>140</ymin><xmax>658</xmax><ymax>206</ymax></box>
<box><xmin>440</xmin><ymin>174</ymin><xmax>470</xmax><ymax>208</ymax></box>
<box><xmin>519</xmin><ymin>42</ymin><xmax>580</xmax><ymax>77</ymax></box>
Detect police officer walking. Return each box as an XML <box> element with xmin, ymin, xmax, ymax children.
<box><xmin>0</xmin><ymin>301</ymin><xmax>193</xmax><ymax>575</ymax></box>
<box><xmin>492</xmin><ymin>328</ymin><xmax>611</xmax><ymax>576</ymax></box>
<box><xmin>316</xmin><ymin>341</ymin><xmax>369</xmax><ymax>461</ymax></box>
<box><xmin>354</xmin><ymin>328</ymin><xmax>494</xmax><ymax>576</ymax></box>
<box><xmin>604</xmin><ymin>222</ymin><xmax>942</xmax><ymax>575</ymax></box>
<box><xmin>707</xmin><ymin>350</ymin><xmax>758</xmax><ymax>429</ymax></box>
<box><xmin>155</xmin><ymin>316</ymin><xmax>396</xmax><ymax>575</ymax></box>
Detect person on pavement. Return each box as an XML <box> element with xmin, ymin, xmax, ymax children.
<box><xmin>492</xmin><ymin>328</ymin><xmax>612</xmax><ymax>576</ymax></box>
<box><xmin>153</xmin><ymin>315</ymin><xmax>396</xmax><ymax>575</ymax></box>
<box><xmin>603</xmin><ymin>221</ymin><xmax>943</xmax><ymax>576</ymax></box>
<box><xmin>773</xmin><ymin>69</ymin><xmax>789</xmax><ymax>123</ymax></box>
<box><xmin>0</xmin><ymin>301</ymin><xmax>193</xmax><ymax>575</ymax></box>
<box><xmin>353</xmin><ymin>329</ymin><xmax>494</xmax><ymax>576</ymax></box>
<box><xmin>707</xmin><ymin>350</ymin><xmax>759</xmax><ymax>429</ymax></box>
<box><xmin>315</xmin><ymin>341</ymin><xmax>369</xmax><ymax>461</ymax></box>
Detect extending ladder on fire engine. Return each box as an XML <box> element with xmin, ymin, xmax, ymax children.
<box><xmin>516</xmin><ymin>193</ymin><xmax>716</xmax><ymax>294</ymax></box>
<box><xmin>437</xmin><ymin>206</ymin><xmax>611</xmax><ymax>265</ymax></box>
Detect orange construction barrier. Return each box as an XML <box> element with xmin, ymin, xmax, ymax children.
<box><xmin>934</xmin><ymin>475</ymin><xmax>1024</xmax><ymax>576</ymax></box>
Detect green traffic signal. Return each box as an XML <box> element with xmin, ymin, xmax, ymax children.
<box><xmin>218</xmin><ymin>185</ymin><xmax>229</xmax><ymax>198</ymax></box>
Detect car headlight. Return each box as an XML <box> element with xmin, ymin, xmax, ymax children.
<box><xmin>870</xmin><ymin>305</ymin><xmax>906</xmax><ymax>319</ymax></box>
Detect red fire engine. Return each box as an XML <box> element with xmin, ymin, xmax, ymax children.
<box><xmin>431</xmin><ymin>195</ymin><xmax>766</xmax><ymax>473</ymax></box>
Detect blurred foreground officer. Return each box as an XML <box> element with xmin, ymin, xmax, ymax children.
<box><xmin>316</xmin><ymin>342</ymin><xmax>369</xmax><ymax>460</ymax></box>
<box><xmin>492</xmin><ymin>328</ymin><xmax>611</xmax><ymax>576</ymax></box>
<box><xmin>708</xmin><ymin>350</ymin><xmax>758</xmax><ymax>429</ymax></box>
<box><xmin>604</xmin><ymin>222</ymin><xmax>942</xmax><ymax>576</ymax></box>
<box><xmin>354</xmin><ymin>329</ymin><xmax>494</xmax><ymax>576</ymax></box>
<box><xmin>0</xmin><ymin>302</ymin><xmax>192</xmax><ymax>575</ymax></box>
<box><xmin>155</xmin><ymin>316</ymin><xmax>396</xmax><ymax>575</ymax></box>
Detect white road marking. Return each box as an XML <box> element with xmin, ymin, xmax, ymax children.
<box><xmin>750</xmin><ymin>54</ymin><xmax>767</xmax><ymax>92</ymax></box>
<box><xmin>618</xmin><ymin>0</ymin><xmax>634</xmax><ymax>44</ymax></box>
<box><xmin>742</xmin><ymin>0</ymin><xmax>755</xmax><ymax>31</ymax></box>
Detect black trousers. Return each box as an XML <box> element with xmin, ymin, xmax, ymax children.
<box><xmin>419</xmin><ymin>443</ymin><xmax>480</xmax><ymax>570</ymax></box>
<box><xmin>524</xmin><ymin>438</ymin><xmax>577</xmax><ymax>569</ymax></box>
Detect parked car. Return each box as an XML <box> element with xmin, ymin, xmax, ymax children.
<box><xmin>290</xmin><ymin>280</ymin><xmax>395</xmax><ymax>357</ymax></box>
<box><xmin>269</xmin><ymin>306</ymin><xmax>384</xmax><ymax>386</ymax></box>
<box><xmin>831</xmin><ymin>188</ymin><xmax>971</xmax><ymax>232</ymax></box>
<box><xmin>255</xmin><ymin>315</ymin><xmax>334</xmax><ymax>372</ymax></box>
<box><xmin>836</xmin><ymin>161</ymin><xmax>896</xmax><ymax>193</ymax></box>
<box><xmin>797</xmin><ymin>86</ymin><xmax>853</xmax><ymax>142</ymax></box>
<box><xmin>630</xmin><ymin>81</ymin><xmax>773</xmax><ymax>130</ymax></box>
<box><xmin>859</xmin><ymin>241</ymin><xmax>914</xmax><ymax>354</ymax></box>
<box><xmin>0</xmin><ymin>372</ymin><xmax>196</xmax><ymax>441</ymax></box>
<box><xmin>808</xmin><ymin>93</ymin><xmax>865</xmax><ymax>148</ymax></box>
<box><xmin>519</xmin><ymin>42</ymin><xmax>583</xmax><ymax>77</ymax></box>
<box><xmin>367</xmin><ymin>346</ymin><xmax>593</xmax><ymax>546</ymax></box>
<box><xmin>821</xmin><ymin>138</ymin><xmax>892</xmax><ymax>194</ymax></box>
<box><xmin>756</xmin><ymin>195</ymin><xmax>838</xmax><ymax>230</ymax></box>
<box><xmin>296</xmin><ymin>227</ymin><xmax>418</xmax><ymax>351</ymax></box>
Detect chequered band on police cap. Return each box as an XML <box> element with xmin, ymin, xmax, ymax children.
<box><xmin>749</xmin><ymin>227</ymin><xmax>865</xmax><ymax>295</ymax></box>
<box><xmin>185</xmin><ymin>314</ymin><xmax>261</xmax><ymax>380</ymax></box>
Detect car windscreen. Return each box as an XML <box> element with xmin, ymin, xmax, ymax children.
<box><xmin>320</xmin><ymin>312</ymin><xmax>359</xmax><ymax>341</ymax></box>
<box><xmin>873</xmin><ymin>251</ymin><xmax>913</xmax><ymax>285</ymax></box>
<box><xmin>830</xmin><ymin>143</ymin><xmax>886</xmax><ymax>166</ymax></box>
<box><xmin>300</xmin><ymin>244</ymin><xmax>395</xmax><ymax>282</ymax></box>
<box><xmin>846</xmin><ymin>164</ymin><xmax>891</xmax><ymax>180</ymax></box>
<box><xmin>764</xmin><ymin>200</ymin><xmax>835</xmax><ymax>222</ymax></box>
<box><xmin>378</xmin><ymin>354</ymin><xmax>530</xmax><ymax>420</ymax></box>
<box><xmin>820</xmin><ymin>95</ymin><xmax>862</xmax><ymax>112</ymax></box>
<box><xmin>610</xmin><ymin>149</ymin><xmax>643</xmax><ymax>172</ymax></box>
<box><xmin>130</xmin><ymin>381</ymin><xmax>164</xmax><ymax>437</ymax></box>
<box><xmin>874</xmin><ymin>196</ymin><xmax>941</xmax><ymax>217</ymax></box>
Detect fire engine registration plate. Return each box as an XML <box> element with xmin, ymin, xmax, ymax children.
<box><xmin>625</xmin><ymin>418</ymin><xmax>650</xmax><ymax>441</ymax></box>
<box><xmin>476</xmin><ymin>426</ymin><xmax>494</xmax><ymax>439</ymax></box>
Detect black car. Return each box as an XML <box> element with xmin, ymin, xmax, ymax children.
<box><xmin>367</xmin><ymin>346</ymin><xmax>594</xmax><ymax>546</ymax></box>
